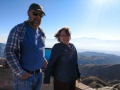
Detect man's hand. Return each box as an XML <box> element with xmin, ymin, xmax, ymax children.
<box><xmin>20</xmin><ymin>72</ymin><xmax>32</xmax><ymax>79</ymax></box>
<box><xmin>43</xmin><ymin>60</ymin><xmax>48</xmax><ymax>68</ymax></box>
<box><xmin>44</xmin><ymin>84</ymin><xmax>49</xmax><ymax>87</ymax></box>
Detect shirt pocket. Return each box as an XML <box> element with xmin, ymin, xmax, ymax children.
<box><xmin>41</xmin><ymin>36</ymin><xmax>45</xmax><ymax>46</ymax></box>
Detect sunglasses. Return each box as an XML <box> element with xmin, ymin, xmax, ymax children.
<box><xmin>32</xmin><ymin>12</ymin><xmax>44</xmax><ymax>17</ymax></box>
<box><xmin>60</xmin><ymin>34</ymin><xmax>70</xmax><ymax>37</ymax></box>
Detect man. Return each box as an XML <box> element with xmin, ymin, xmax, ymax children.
<box><xmin>4</xmin><ymin>3</ymin><xmax>47</xmax><ymax>90</ymax></box>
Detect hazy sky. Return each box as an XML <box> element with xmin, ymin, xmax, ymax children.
<box><xmin>0</xmin><ymin>0</ymin><xmax>120</xmax><ymax>51</ymax></box>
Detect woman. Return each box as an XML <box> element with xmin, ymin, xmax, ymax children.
<box><xmin>43</xmin><ymin>27</ymin><xmax>81</xmax><ymax>90</ymax></box>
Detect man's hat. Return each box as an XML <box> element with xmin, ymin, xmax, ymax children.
<box><xmin>28</xmin><ymin>3</ymin><xmax>45</xmax><ymax>16</ymax></box>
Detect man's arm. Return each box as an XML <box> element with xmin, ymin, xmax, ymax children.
<box><xmin>4</xmin><ymin>26</ymin><xmax>26</xmax><ymax>78</ymax></box>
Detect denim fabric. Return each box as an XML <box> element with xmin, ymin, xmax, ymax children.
<box><xmin>13</xmin><ymin>72</ymin><xmax>42</xmax><ymax>90</ymax></box>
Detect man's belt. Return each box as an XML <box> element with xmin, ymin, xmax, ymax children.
<box><xmin>23</xmin><ymin>68</ymin><xmax>41</xmax><ymax>74</ymax></box>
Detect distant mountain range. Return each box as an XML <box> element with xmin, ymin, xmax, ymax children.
<box><xmin>0</xmin><ymin>42</ymin><xmax>120</xmax><ymax>65</ymax></box>
<box><xmin>77</xmin><ymin>52</ymin><xmax>120</xmax><ymax>64</ymax></box>
<box><xmin>1</xmin><ymin>37</ymin><xmax>120</xmax><ymax>55</ymax></box>
<box><xmin>45</xmin><ymin>38</ymin><xmax>120</xmax><ymax>56</ymax></box>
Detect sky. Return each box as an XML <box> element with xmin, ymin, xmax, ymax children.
<box><xmin>0</xmin><ymin>0</ymin><xmax>120</xmax><ymax>52</ymax></box>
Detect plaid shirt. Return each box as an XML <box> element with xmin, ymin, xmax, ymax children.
<box><xmin>4</xmin><ymin>21</ymin><xmax>46</xmax><ymax>78</ymax></box>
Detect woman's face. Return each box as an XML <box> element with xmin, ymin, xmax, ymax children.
<box><xmin>59</xmin><ymin>30</ymin><xmax>71</xmax><ymax>45</ymax></box>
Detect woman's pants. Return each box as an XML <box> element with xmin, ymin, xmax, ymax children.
<box><xmin>54</xmin><ymin>79</ymin><xmax>76</xmax><ymax>90</ymax></box>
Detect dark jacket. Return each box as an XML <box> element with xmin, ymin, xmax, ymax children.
<box><xmin>44</xmin><ymin>42</ymin><xmax>81</xmax><ymax>84</ymax></box>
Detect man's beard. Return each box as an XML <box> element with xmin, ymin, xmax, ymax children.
<box><xmin>30</xmin><ymin>20</ymin><xmax>40</xmax><ymax>28</ymax></box>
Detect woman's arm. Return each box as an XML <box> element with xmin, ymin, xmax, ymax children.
<box><xmin>43</xmin><ymin>44</ymin><xmax>60</xmax><ymax>84</ymax></box>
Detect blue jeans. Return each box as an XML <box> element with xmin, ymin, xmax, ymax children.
<box><xmin>13</xmin><ymin>72</ymin><xmax>42</xmax><ymax>90</ymax></box>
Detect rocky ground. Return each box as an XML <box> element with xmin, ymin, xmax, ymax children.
<box><xmin>81</xmin><ymin>76</ymin><xmax>120</xmax><ymax>90</ymax></box>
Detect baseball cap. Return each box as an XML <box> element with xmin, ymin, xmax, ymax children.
<box><xmin>28</xmin><ymin>3</ymin><xmax>45</xmax><ymax>16</ymax></box>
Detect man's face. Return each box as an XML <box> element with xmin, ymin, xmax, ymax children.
<box><xmin>28</xmin><ymin>10</ymin><xmax>43</xmax><ymax>28</ymax></box>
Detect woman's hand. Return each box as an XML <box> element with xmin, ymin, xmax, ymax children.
<box><xmin>77</xmin><ymin>78</ymin><xmax>81</xmax><ymax>83</ymax></box>
<box><xmin>44</xmin><ymin>84</ymin><xmax>49</xmax><ymax>87</ymax></box>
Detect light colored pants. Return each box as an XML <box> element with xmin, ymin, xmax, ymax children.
<box><xmin>13</xmin><ymin>72</ymin><xmax>42</xmax><ymax>90</ymax></box>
